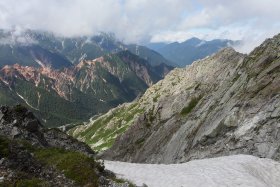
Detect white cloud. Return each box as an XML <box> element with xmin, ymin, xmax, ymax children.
<box><xmin>152</xmin><ymin>0</ymin><xmax>280</xmax><ymax>53</ymax></box>
<box><xmin>0</xmin><ymin>28</ymin><xmax>38</xmax><ymax>45</ymax></box>
<box><xmin>151</xmin><ymin>31</ymin><xmax>204</xmax><ymax>43</ymax></box>
<box><xmin>0</xmin><ymin>0</ymin><xmax>279</xmax><ymax>52</ymax></box>
<box><xmin>0</xmin><ymin>0</ymin><xmax>190</xmax><ymax>42</ymax></box>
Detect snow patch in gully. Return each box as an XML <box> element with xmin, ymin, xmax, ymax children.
<box><xmin>105</xmin><ymin>155</ymin><xmax>280</xmax><ymax>187</ymax></box>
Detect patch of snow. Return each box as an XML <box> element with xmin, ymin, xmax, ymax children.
<box><xmin>99</xmin><ymin>99</ymin><xmax>106</xmax><ymax>102</ymax></box>
<box><xmin>196</xmin><ymin>41</ymin><xmax>206</xmax><ymax>47</ymax></box>
<box><xmin>62</xmin><ymin>40</ymin><xmax>65</xmax><ymax>49</ymax></box>
<box><xmin>102</xmin><ymin>78</ymin><xmax>107</xmax><ymax>83</ymax></box>
<box><xmin>99</xmin><ymin>37</ymin><xmax>105</xmax><ymax>46</ymax></box>
<box><xmin>16</xmin><ymin>92</ymin><xmax>39</xmax><ymax>111</ymax></box>
<box><xmin>105</xmin><ymin>155</ymin><xmax>280</xmax><ymax>187</ymax></box>
<box><xmin>1</xmin><ymin>79</ymin><xmax>9</xmax><ymax>85</ymax></box>
<box><xmin>84</xmin><ymin>37</ymin><xmax>92</xmax><ymax>44</ymax></box>
<box><xmin>35</xmin><ymin>59</ymin><xmax>45</xmax><ymax>68</ymax></box>
<box><xmin>79</xmin><ymin>53</ymin><xmax>87</xmax><ymax>61</ymax></box>
<box><xmin>37</xmin><ymin>92</ymin><xmax>41</xmax><ymax>108</ymax></box>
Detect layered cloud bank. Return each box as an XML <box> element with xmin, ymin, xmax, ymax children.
<box><xmin>0</xmin><ymin>0</ymin><xmax>279</xmax><ymax>52</ymax></box>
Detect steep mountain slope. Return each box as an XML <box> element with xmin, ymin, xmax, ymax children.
<box><xmin>126</xmin><ymin>44</ymin><xmax>177</xmax><ymax>67</ymax></box>
<box><xmin>70</xmin><ymin>33</ymin><xmax>280</xmax><ymax>163</ymax></box>
<box><xmin>0</xmin><ymin>44</ymin><xmax>73</xmax><ymax>69</ymax></box>
<box><xmin>0</xmin><ymin>105</ymin><xmax>132</xmax><ymax>187</ymax></box>
<box><xmin>150</xmin><ymin>37</ymin><xmax>238</xmax><ymax>67</ymax></box>
<box><xmin>0</xmin><ymin>80</ymin><xmax>22</xmax><ymax>105</ymax></box>
<box><xmin>0</xmin><ymin>51</ymin><xmax>171</xmax><ymax>127</ymax></box>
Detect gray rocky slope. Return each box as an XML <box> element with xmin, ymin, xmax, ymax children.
<box><xmin>72</xmin><ymin>33</ymin><xmax>280</xmax><ymax>164</ymax></box>
<box><xmin>95</xmin><ymin>35</ymin><xmax>280</xmax><ymax>163</ymax></box>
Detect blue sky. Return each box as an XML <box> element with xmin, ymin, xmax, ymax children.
<box><xmin>0</xmin><ymin>0</ymin><xmax>280</xmax><ymax>52</ymax></box>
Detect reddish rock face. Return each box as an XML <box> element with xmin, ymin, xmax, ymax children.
<box><xmin>1</xmin><ymin>59</ymin><xmax>144</xmax><ymax>99</ymax></box>
<box><xmin>0</xmin><ymin>51</ymin><xmax>172</xmax><ymax>126</ymax></box>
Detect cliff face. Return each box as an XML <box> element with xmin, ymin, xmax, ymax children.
<box><xmin>72</xmin><ymin>34</ymin><xmax>280</xmax><ymax>164</ymax></box>
<box><xmin>0</xmin><ymin>51</ymin><xmax>172</xmax><ymax>127</ymax></box>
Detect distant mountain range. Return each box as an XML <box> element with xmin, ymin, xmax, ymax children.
<box><xmin>0</xmin><ymin>30</ymin><xmax>173</xmax><ymax>126</ymax></box>
<box><xmin>0</xmin><ymin>30</ymin><xmax>174</xmax><ymax>68</ymax></box>
<box><xmin>148</xmin><ymin>37</ymin><xmax>239</xmax><ymax>67</ymax></box>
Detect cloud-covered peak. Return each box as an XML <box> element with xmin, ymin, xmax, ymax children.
<box><xmin>0</xmin><ymin>0</ymin><xmax>279</xmax><ymax>53</ymax></box>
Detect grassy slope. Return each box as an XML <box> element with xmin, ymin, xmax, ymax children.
<box><xmin>69</xmin><ymin>103</ymin><xmax>144</xmax><ymax>152</ymax></box>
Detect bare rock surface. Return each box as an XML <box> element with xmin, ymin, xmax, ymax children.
<box><xmin>76</xmin><ymin>34</ymin><xmax>280</xmax><ymax>164</ymax></box>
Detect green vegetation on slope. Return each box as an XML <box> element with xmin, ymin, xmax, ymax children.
<box><xmin>71</xmin><ymin>103</ymin><xmax>144</xmax><ymax>152</ymax></box>
<box><xmin>0</xmin><ymin>83</ymin><xmax>21</xmax><ymax>106</ymax></box>
<box><xmin>0</xmin><ymin>136</ymin><xmax>102</xmax><ymax>187</ymax></box>
<box><xmin>34</xmin><ymin>148</ymin><xmax>100</xmax><ymax>186</ymax></box>
<box><xmin>0</xmin><ymin>136</ymin><xmax>10</xmax><ymax>158</ymax></box>
<box><xmin>180</xmin><ymin>96</ymin><xmax>202</xmax><ymax>116</ymax></box>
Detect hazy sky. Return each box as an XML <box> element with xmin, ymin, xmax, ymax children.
<box><xmin>0</xmin><ymin>0</ymin><xmax>280</xmax><ymax>52</ymax></box>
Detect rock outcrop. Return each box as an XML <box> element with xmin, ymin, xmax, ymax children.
<box><xmin>72</xmin><ymin>33</ymin><xmax>280</xmax><ymax>164</ymax></box>
<box><xmin>0</xmin><ymin>105</ymin><xmax>132</xmax><ymax>186</ymax></box>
